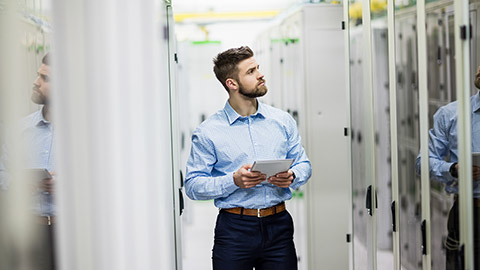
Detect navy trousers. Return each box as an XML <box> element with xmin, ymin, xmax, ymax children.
<box><xmin>212</xmin><ymin>209</ymin><xmax>298</xmax><ymax>270</ymax></box>
<box><xmin>34</xmin><ymin>224</ymin><xmax>56</xmax><ymax>270</ymax></box>
<box><xmin>446</xmin><ymin>199</ymin><xmax>480</xmax><ymax>270</ymax></box>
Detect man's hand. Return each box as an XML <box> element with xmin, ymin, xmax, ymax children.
<box><xmin>453</xmin><ymin>164</ymin><xmax>480</xmax><ymax>181</ymax></box>
<box><xmin>40</xmin><ymin>171</ymin><xmax>55</xmax><ymax>194</ymax></box>
<box><xmin>234</xmin><ymin>164</ymin><xmax>266</xmax><ymax>189</ymax></box>
<box><xmin>268</xmin><ymin>170</ymin><xmax>294</xmax><ymax>188</ymax></box>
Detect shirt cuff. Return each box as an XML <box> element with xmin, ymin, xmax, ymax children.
<box><xmin>441</xmin><ymin>162</ymin><xmax>456</xmax><ymax>179</ymax></box>
<box><xmin>223</xmin><ymin>172</ymin><xmax>239</xmax><ymax>194</ymax></box>
<box><xmin>290</xmin><ymin>168</ymin><xmax>301</xmax><ymax>190</ymax></box>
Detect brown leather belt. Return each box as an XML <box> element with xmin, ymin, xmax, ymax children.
<box><xmin>38</xmin><ymin>216</ymin><xmax>55</xmax><ymax>225</ymax></box>
<box><xmin>222</xmin><ymin>202</ymin><xmax>286</xmax><ymax>218</ymax></box>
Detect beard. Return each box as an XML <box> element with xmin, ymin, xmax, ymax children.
<box><xmin>475</xmin><ymin>75</ymin><xmax>480</xmax><ymax>89</ymax></box>
<box><xmin>238</xmin><ymin>81</ymin><xmax>268</xmax><ymax>99</ymax></box>
<box><xmin>31</xmin><ymin>88</ymin><xmax>48</xmax><ymax>105</ymax></box>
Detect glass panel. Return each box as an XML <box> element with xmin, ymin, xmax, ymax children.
<box><xmin>0</xmin><ymin>0</ymin><xmax>54</xmax><ymax>269</ymax></box>
<box><xmin>420</xmin><ymin>5</ymin><xmax>478</xmax><ymax>269</ymax></box>
<box><xmin>373</xmin><ymin>23</ymin><xmax>395</xmax><ymax>268</ymax></box>
<box><xmin>349</xmin><ymin>2</ymin><xmax>369</xmax><ymax>267</ymax></box>
<box><xmin>349</xmin><ymin>2</ymin><xmax>396</xmax><ymax>267</ymax></box>
<box><xmin>464</xmin><ymin>5</ymin><xmax>478</xmax><ymax>269</ymax></box>
<box><xmin>420</xmin><ymin>3</ymin><xmax>478</xmax><ymax>269</ymax></box>
<box><xmin>470</xmin><ymin>5</ymin><xmax>480</xmax><ymax>269</ymax></box>
<box><xmin>395</xmin><ymin>6</ymin><xmax>423</xmax><ymax>269</ymax></box>
<box><xmin>467</xmin><ymin>7</ymin><xmax>478</xmax><ymax>269</ymax></box>
<box><xmin>426</xmin><ymin>8</ymin><xmax>450</xmax><ymax>270</ymax></box>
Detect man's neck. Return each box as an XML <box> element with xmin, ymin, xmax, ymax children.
<box><xmin>228</xmin><ymin>96</ymin><xmax>258</xmax><ymax>117</ymax></box>
<box><xmin>42</xmin><ymin>105</ymin><xmax>50</xmax><ymax>121</ymax></box>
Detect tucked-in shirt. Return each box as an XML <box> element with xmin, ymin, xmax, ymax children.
<box><xmin>0</xmin><ymin>108</ymin><xmax>55</xmax><ymax>215</ymax></box>
<box><xmin>416</xmin><ymin>91</ymin><xmax>480</xmax><ymax>196</ymax></box>
<box><xmin>185</xmin><ymin>100</ymin><xmax>312</xmax><ymax>209</ymax></box>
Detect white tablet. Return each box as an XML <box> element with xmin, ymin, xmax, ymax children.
<box><xmin>26</xmin><ymin>168</ymin><xmax>52</xmax><ymax>181</ymax></box>
<box><xmin>251</xmin><ymin>159</ymin><xmax>294</xmax><ymax>183</ymax></box>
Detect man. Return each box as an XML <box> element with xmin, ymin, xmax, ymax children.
<box><xmin>185</xmin><ymin>46</ymin><xmax>312</xmax><ymax>270</ymax></box>
<box><xmin>416</xmin><ymin>66</ymin><xmax>480</xmax><ymax>269</ymax></box>
<box><xmin>0</xmin><ymin>53</ymin><xmax>56</xmax><ymax>270</ymax></box>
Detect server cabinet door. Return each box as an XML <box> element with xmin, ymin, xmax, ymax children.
<box><xmin>166</xmin><ymin>3</ymin><xmax>183</xmax><ymax>270</ymax></box>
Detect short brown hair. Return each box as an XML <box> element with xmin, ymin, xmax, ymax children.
<box><xmin>213</xmin><ymin>46</ymin><xmax>254</xmax><ymax>92</ymax></box>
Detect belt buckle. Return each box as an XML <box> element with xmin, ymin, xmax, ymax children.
<box><xmin>257</xmin><ymin>208</ymin><xmax>261</xmax><ymax>218</ymax></box>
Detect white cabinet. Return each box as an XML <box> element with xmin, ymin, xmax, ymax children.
<box><xmin>255</xmin><ymin>4</ymin><xmax>351</xmax><ymax>269</ymax></box>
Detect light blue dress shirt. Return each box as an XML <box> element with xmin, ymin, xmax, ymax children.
<box><xmin>185</xmin><ymin>100</ymin><xmax>312</xmax><ymax>209</ymax></box>
<box><xmin>0</xmin><ymin>108</ymin><xmax>55</xmax><ymax>215</ymax></box>
<box><xmin>416</xmin><ymin>91</ymin><xmax>480</xmax><ymax>196</ymax></box>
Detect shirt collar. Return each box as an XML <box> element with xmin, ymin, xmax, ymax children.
<box><xmin>33</xmin><ymin>107</ymin><xmax>50</xmax><ymax>126</ymax></box>
<box><xmin>223</xmin><ymin>99</ymin><xmax>266</xmax><ymax>125</ymax></box>
<box><xmin>474</xmin><ymin>91</ymin><xmax>480</xmax><ymax>113</ymax></box>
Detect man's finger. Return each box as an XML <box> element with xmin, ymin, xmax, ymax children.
<box><xmin>269</xmin><ymin>175</ymin><xmax>292</xmax><ymax>182</ymax></box>
<box><xmin>243</xmin><ymin>176</ymin><xmax>266</xmax><ymax>183</ymax></box>
<box><xmin>243</xmin><ymin>179</ymin><xmax>263</xmax><ymax>188</ymax></box>
<box><xmin>242</xmin><ymin>164</ymin><xmax>253</xmax><ymax>170</ymax></box>
<box><xmin>242</xmin><ymin>172</ymin><xmax>260</xmax><ymax>177</ymax></box>
<box><xmin>244</xmin><ymin>171</ymin><xmax>266</xmax><ymax>179</ymax></box>
<box><xmin>275</xmin><ymin>171</ymin><xmax>290</xmax><ymax>178</ymax></box>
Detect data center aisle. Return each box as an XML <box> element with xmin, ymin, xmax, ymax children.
<box><xmin>182</xmin><ymin>201</ymin><xmax>402</xmax><ymax>269</ymax></box>
<box><xmin>353</xmin><ymin>235</ymin><xmax>409</xmax><ymax>270</ymax></box>
<box><xmin>182</xmin><ymin>200</ymin><xmax>218</xmax><ymax>270</ymax></box>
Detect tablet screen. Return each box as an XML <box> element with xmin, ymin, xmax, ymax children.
<box><xmin>251</xmin><ymin>159</ymin><xmax>294</xmax><ymax>179</ymax></box>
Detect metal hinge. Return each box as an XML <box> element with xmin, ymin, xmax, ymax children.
<box><xmin>391</xmin><ymin>201</ymin><xmax>396</xmax><ymax>232</ymax></box>
<box><xmin>421</xmin><ymin>220</ymin><xmax>427</xmax><ymax>255</ymax></box>
<box><xmin>366</xmin><ymin>185</ymin><xmax>377</xmax><ymax>216</ymax></box>
<box><xmin>460</xmin><ymin>24</ymin><xmax>472</xmax><ymax>40</ymax></box>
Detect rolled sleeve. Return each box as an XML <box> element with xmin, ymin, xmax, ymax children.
<box><xmin>290</xmin><ymin>162</ymin><xmax>311</xmax><ymax>190</ymax></box>
<box><xmin>285</xmin><ymin>114</ymin><xmax>312</xmax><ymax>190</ymax></box>
<box><xmin>416</xmin><ymin>105</ymin><xmax>459</xmax><ymax>185</ymax></box>
<box><xmin>185</xmin><ymin>173</ymin><xmax>239</xmax><ymax>200</ymax></box>
<box><xmin>428</xmin><ymin>107</ymin><xmax>457</xmax><ymax>183</ymax></box>
<box><xmin>185</xmin><ymin>131</ymin><xmax>239</xmax><ymax>201</ymax></box>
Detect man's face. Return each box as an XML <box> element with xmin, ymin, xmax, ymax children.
<box><xmin>31</xmin><ymin>63</ymin><xmax>50</xmax><ymax>105</ymax></box>
<box><xmin>475</xmin><ymin>66</ymin><xmax>480</xmax><ymax>89</ymax></box>
<box><xmin>235</xmin><ymin>57</ymin><xmax>268</xmax><ymax>98</ymax></box>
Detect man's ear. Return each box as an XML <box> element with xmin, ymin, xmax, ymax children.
<box><xmin>226</xmin><ymin>78</ymin><xmax>238</xmax><ymax>91</ymax></box>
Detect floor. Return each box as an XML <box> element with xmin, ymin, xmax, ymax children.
<box><xmin>181</xmin><ymin>200</ymin><xmax>404</xmax><ymax>270</ymax></box>
<box><xmin>181</xmin><ymin>199</ymin><xmax>217</xmax><ymax>270</ymax></box>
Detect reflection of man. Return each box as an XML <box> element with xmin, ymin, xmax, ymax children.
<box><xmin>185</xmin><ymin>46</ymin><xmax>311</xmax><ymax>270</ymax></box>
<box><xmin>416</xmin><ymin>66</ymin><xmax>480</xmax><ymax>269</ymax></box>
<box><xmin>0</xmin><ymin>53</ymin><xmax>56</xmax><ymax>270</ymax></box>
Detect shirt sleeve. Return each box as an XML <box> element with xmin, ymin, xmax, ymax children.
<box><xmin>284</xmin><ymin>115</ymin><xmax>312</xmax><ymax>190</ymax></box>
<box><xmin>415</xmin><ymin>107</ymin><xmax>456</xmax><ymax>184</ymax></box>
<box><xmin>185</xmin><ymin>129</ymin><xmax>239</xmax><ymax>200</ymax></box>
